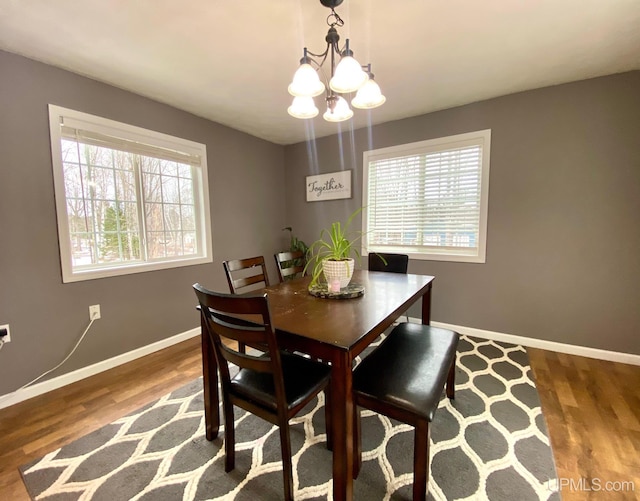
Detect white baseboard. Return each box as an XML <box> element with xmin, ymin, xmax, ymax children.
<box><xmin>0</xmin><ymin>327</ymin><xmax>201</xmax><ymax>410</ymax></box>
<box><xmin>408</xmin><ymin>317</ymin><xmax>640</xmax><ymax>366</ymax></box>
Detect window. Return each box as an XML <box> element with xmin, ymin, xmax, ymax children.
<box><xmin>48</xmin><ymin>105</ymin><xmax>212</xmax><ymax>282</ymax></box>
<box><xmin>363</xmin><ymin>130</ymin><xmax>490</xmax><ymax>263</ymax></box>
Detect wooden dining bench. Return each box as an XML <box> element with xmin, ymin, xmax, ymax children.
<box><xmin>352</xmin><ymin>322</ymin><xmax>459</xmax><ymax>501</ymax></box>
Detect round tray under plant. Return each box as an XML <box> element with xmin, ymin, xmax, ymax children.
<box><xmin>308</xmin><ymin>282</ymin><xmax>364</xmax><ymax>299</ymax></box>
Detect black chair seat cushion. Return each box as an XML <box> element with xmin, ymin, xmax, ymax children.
<box><xmin>353</xmin><ymin>323</ymin><xmax>458</xmax><ymax>422</ymax></box>
<box><xmin>231</xmin><ymin>352</ymin><xmax>331</xmax><ymax>412</ymax></box>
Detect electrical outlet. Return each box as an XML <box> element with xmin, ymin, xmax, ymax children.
<box><xmin>0</xmin><ymin>324</ymin><xmax>10</xmax><ymax>343</ymax></box>
<box><xmin>89</xmin><ymin>305</ymin><xmax>101</xmax><ymax>320</ymax></box>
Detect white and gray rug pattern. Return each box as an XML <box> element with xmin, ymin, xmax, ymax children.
<box><xmin>21</xmin><ymin>335</ymin><xmax>559</xmax><ymax>500</ymax></box>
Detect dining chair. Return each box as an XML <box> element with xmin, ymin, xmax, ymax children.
<box><xmin>352</xmin><ymin>322</ymin><xmax>459</xmax><ymax>501</ymax></box>
<box><xmin>223</xmin><ymin>256</ymin><xmax>270</xmax><ymax>353</ymax></box>
<box><xmin>369</xmin><ymin>252</ymin><xmax>410</xmax><ymax>321</ymax></box>
<box><xmin>274</xmin><ymin>250</ymin><xmax>306</xmax><ymax>282</ymax></box>
<box><xmin>193</xmin><ymin>283</ymin><xmax>332</xmax><ymax>501</ymax></box>
<box><xmin>368</xmin><ymin>252</ymin><xmax>409</xmax><ymax>274</ymax></box>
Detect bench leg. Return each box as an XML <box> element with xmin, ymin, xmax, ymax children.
<box><xmin>446</xmin><ymin>354</ymin><xmax>456</xmax><ymax>400</ymax></box>
<box><xmin>413</xmin><ymin>419</ymin><xmax>430</xmax><ymax>501</ymax></box>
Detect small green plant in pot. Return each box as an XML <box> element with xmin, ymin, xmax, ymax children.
<box><xmin>304</xmin><ymin>208</ymin><xmax>363</xmax><ymax>290</ymax></box>
<box><xmin>282</xmin><ymin>227</ymin><xmax>309</xmax><ymax>274</ymax></box>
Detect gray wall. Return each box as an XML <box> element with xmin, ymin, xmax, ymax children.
<box><xmin>0</xmin><ymin>51</ymin><xmax>288</xmax><ymax>395</ymax></box>
<box><xmin>284</xmin><ymin>71</ymin><xmax>640</xmax><ymax>355</ymax></box>
<box><xmin>1</xmin><ymin>50</ymin><xmax>637</xmax><ymax>400</ymax></box>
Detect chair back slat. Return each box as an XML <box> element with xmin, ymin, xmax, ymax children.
<box><xmin>274</xmin><ymin>251</ymin><xmax>306</xmax><ymax>282</ymax></box>
<box><xmin>231</xmin><ymin>274</ymin><xmax>268</xmax><ymax>291</ymax></box>
<box><xmin>220</xmin><ymin>343</ymin><xmax>272</xmax><ymax>373</ymax></box>
<box><xmin>209</xmin><ymin>313</ymin><xmax>271</xmax><ymax>348</ymax></box>
<box><xmin>194</xmin><ymin>284</ymin><xmax>283</xmax><ymax>385</ymax></box>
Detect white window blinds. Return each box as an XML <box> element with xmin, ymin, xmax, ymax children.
<box><xmin>363</xmin><ymin>130</ymin><xmax>491</xmax><ymax>263</ymax></box>
<box><xmin>59</xmin><ymin>115</ymin><xmax>202</xmax><ymax>166</ymax></box>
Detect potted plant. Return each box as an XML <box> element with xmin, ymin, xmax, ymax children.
<box><xmin>304</xmin><ymin>208</ymin><xmax>363</xmax><ymax>290</ymax></box>
<box><xmin>282</xmin><ymin>227</ymin><xmax>309</xmax><ymax>265</ymax></box>
<box><xmin>279</xmin><ymin>227</ymin><xmax>309</xmax><ymax>281</ymax></box>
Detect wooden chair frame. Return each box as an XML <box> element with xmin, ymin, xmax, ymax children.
<box><xmin>194</xmin><ymin>283</ymin><xmax>332</xmax><ymax>501</ymax></box>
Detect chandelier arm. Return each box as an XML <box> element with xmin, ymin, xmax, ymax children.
<box><xmin>303</xmin><ymin>56</ymin><xmax>332</xmax><ymax>93</ymax></box>
<box><xmin>304</xmin><ymin>47</ymin><xmax>331</xmax><ymax>60</ymax></box>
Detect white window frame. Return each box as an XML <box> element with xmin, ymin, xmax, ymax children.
<box><xmin>48</xmin><ymin>105</ymin><xmax>213</xmax><ymax>282</ymax></box>
<box><xmin>362</xmin><ymin>130</ymin><xmax>491</xmax><ymax>263</ymax></box>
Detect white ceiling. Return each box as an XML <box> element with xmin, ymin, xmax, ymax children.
<box><xmin>1</xmin><ymin>0</ymin><xmax>639</xmax><ymax>145</ymax></box>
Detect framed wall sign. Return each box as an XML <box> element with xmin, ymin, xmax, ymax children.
<box><xmin>306</xmin><ymin>170</ymin><xmax>352</xmax><ymax>202</ymax></box>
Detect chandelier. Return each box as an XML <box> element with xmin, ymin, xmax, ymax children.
<box><xmin>287</xmin><ymin>0</ymin><xmax>385</xmax><ymax>122</ymax></box>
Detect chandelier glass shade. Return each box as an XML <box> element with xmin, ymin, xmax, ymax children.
<box><xmin>288</xmin><ymin>62</ymin><xmax>325</xmax><ymax>97</ymax></box>
<box><xmin>288</xmin><ymin>96</ymin><xmax>320</xmax><ymax>119</ymax></box>
<box><xmin>351</xmin><ymin>73</ymin><xmax>386</xmax><ymax>109</ymax></box>
<box><xmin>287</xmin><ymin>0</ymin><xmax>385</xmax><ymax>122</ymax></box>
<box><xmin>323</xmin><ymin>95</ymin><xmax>354</xmax><ymax>122</ymax></box>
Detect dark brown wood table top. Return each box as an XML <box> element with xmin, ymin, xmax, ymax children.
<box><xmin>263</xmin><ymin>269</ymin><xmax>434</xmax><ymax>354</ymax></box>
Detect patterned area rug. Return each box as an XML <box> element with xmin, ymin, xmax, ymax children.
<box><xmin>20</xmin><ymin>335</ymin><xmax>560</xmax><ymax>500</ymax></box>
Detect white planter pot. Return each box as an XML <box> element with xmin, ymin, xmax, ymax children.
<box><xmin>322</xmin><ymin>258</ymin><xmax>354</xmax><ymax>290</ymax></box>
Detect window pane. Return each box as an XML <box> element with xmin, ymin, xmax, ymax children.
<box><xmin>140</xmin><ymin>157</ymin><xmax>161</xmax><ymax>175</ymax></box>
<box><xmin>115</xmin><ymin>169</ymin><xmax>136</xmax><ymax>203</ymax></box>
<box><xmin>180</xmin><ymin>177</ymin><xmax>194</xmax><ymax>205</ymax></box>
<box><xmin>164</xmin><ymin>231</ymin><xmax>183</xmax><ymax>257</ymax></box>
<box><xmin>120</xmin><ymin>202</ymin><xmax>139</xmax><ymax>233</ymax></box>
<box><xmin>147</xmin><ymin>231</ymin><xmax>167</xmax><ymax>259</ymax></box>
<box><xmin>89</xmin><ymin>165</ymin><xmax>116</xmax><ymax>201</ymax></box>
<box><xmin>160</xmin><ymin>159</ymin><xmax>178</xmax><ymax>177</ymax></box>
<box><xmin>177</xmin><ymin>164</ymin><xmax>191</xmax><ymax>178</ymax></box>
<box><xmin>162</xmin><ymin>175</ymin><xmax>180</xmax><ymax>204</ymax></box>
<box><xmin>145</xmin><ymin>202</ymin><xmax>164</xmax><ymax>233</ymax></box>
<box><xmin>70</xmin><ymin>232</ymin><xmax>97</xmax><ymax>267</ymax></box>
<box><xmin>63</xmin><ymin>163</ymin><xmax>83</xmax><ymax>198</ymax></box>
<box><xmin>61</xmin><ymin>139</ymin><xmax>80</xmax><ymax>164</ymax></box>
<box><xmin>163</xmin><ymin>203</ymin><xmax>181</xmax><ymax>232</ymax></box>
<box><xmin>143</xmin><ymin>173</ymin><xmax>163</xmax><ymax>203</ymax></box>
<box><xmin>98</xmin><ymin>205</ymin><xmax>141</xmax><ymax>263</ymax></box>
<box><xmin>181</xmin><ymin>205</ymin><xmax>195</xmax><ymax>231</ymax></box>
<box><xmin>183</xmin><ymin>231</ymin><xmax>197</xmax><ymax>254</ymax></box>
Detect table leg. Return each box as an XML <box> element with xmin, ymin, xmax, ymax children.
<box><xmin>421</xmin><ymin>284</ymin><xmax>432</xmax><ymax>325</ymax></box>
<box><xmin>200</xmin><ymin>312</ymin><xmax>219</xmax><ymax>440</ymax></box>
<box><xmin>331</xmin><ymin>350</ymin><xmax>354</xmax><ymax>501</ymax></box>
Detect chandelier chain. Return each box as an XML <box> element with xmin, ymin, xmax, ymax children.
<box><xmin>327</xmin><ymin>9</ymin><xmax>344</xmax><ymax>28</ymax></box>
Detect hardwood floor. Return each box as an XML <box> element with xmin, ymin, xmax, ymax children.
<box><xmin>1</xmin><ymin>337</ymin><xmax>638</xmax><ymax>500</ymax></box>
<box><xmin>528</xmin><ymin>348</ymin><xmax>640</xmax><ymax>500</ymax></box>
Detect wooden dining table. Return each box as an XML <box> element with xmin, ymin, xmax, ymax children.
<box><xmin>199</xmin><ymin>269</ymin><xmax>435</xmax><ymax>501</ymax></box>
